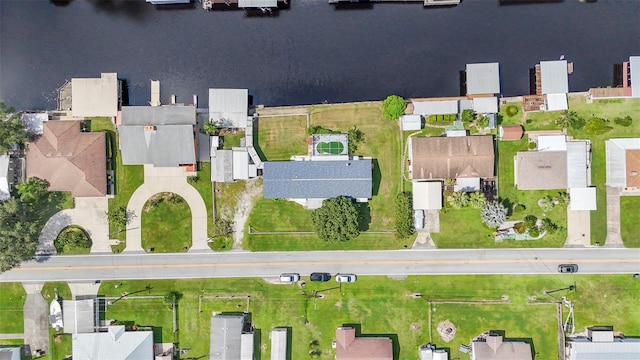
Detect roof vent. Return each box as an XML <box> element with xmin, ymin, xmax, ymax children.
<box><xmin>631</xmin><ymin>171</ymin><xmax>638</xmax><ymax>176</ymax></box>
<box><xmin>144</xmin><ymin>125</ymin><xmax>156</xmax><ymax>131</ymax></box>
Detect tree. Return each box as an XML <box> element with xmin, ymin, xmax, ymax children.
<box><xmin>347</xmin><ymin>126</ymin><xmax>364</xmax><ymax>154</ymax></box>
<box><xmin>468</xmin><ymin>192</ymin><xmax>486</xmax><ymax>209</ymax></box>
<box><xmin>0</xmin><ymin>102</ymin><xmax>29</xmax><ymax>153</ymax></box>
<box><xmin>163</xmin><ymin>291</ymin><xmax>183</xmax><ymax>308</ymax></box>
<box><xmin>448</xmin><ymin>191</ymin><xmax>468</xmax><ymax>209</ymax></box>
<box><xmin>481</xmin><ymin>201</ymin><xmax>507</xmax><ymax>229</ymax></box>
<box><xmin>0</xmin><ymin>198</ymin><xmax>41</xmax><ymax>272</ymax></box>
<box><xmin>541</xmin><ymin>218</ymin><xmax>558</xmax><ymax>235</ymax></box>
<box><xmin>476</xmin><ymin>114</ymin><xmax>490</xmax><ymax>129</ymax></box>
<box><xmin>311</xmin><ymin>196</ymin><xmax>360</xmax><ymax>242</ymax></box>
<box><xmin>584</xmin><ymin>117</ymin><xmax>612</xmax><ymax>135</ymax></box>
<box><xmin>505</xmin><ymin>104</ymin><xmax>519</xmax><ymax>117</ymax></box>
<box><xmin>613</xmin><ymin>116</ymin><xmax>633</xmax><ymax>127</ymax></box>
<box><xmin>202</xmin><ymin>121</ymin><xmax>218</xmax><ymax>135</ymax></box>
<box><xmin>382</xmin><ymin>95</ymin><xmax>406</xmax><ymax>121</ymax></box>
<box><xmin>394</xmin><ymin>192</ymin><xmax>414</xmax><ymax>239</ymax></box>
<box><xmin>555</xmin><ymin>110</ymin><xmax>585</xmax><ymax>130</ymax></box>
<box><xmin>106</xmin><ymin>206</ymin><xmax>132</xmax><ymax>231</ymax></box>
<box><xmin>15</xmin><ymin>177</ymin><xmax>50</xmax><ymax>202</ymax></box>
<box><xmin>461</xmin><ymin>109</ymin><xmax>475</xmax><ymax>123</ymax></box>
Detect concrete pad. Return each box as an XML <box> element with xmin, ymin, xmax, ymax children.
<box><xmin>412</xmin><ymin>232</ymin><xmax>436</xmax><ymax>249</ymax></box>
<box><xmin>424</xmin><ymin>210</ymin><xmax>440</xmax><ymax>233</ymax></box>
<box><xmin>22</xmin><ymin>283</ymin><xmax>48</xmax><ymax>355</ymax></box>
<box><xmin>68</xmin><ymin>282</ymin><xmax>101</xmax><ymax>299</ymax></box>
<box><xmin>605</xmin><ymin>186</ymin><xmax>624</xmax><ymax>247</ymax></box>
<box><xmin>565</xmin><ymin>209</ymin><xmax>590</xmax><ymax>247</ymax></box>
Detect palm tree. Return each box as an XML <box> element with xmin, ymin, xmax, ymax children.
<box><xmin>448</xmin><ymin>191</ymin><xmax>469</xmax><ymax>209</ymax></box>
<box><xmin>469</xmin><ymin>192</ymin><xmax>486</xmax><ymax>209</ymax></box>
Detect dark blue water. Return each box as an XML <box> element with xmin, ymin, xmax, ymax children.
<box><xmin>1</xmin><ymin>0</ymin><xmax>638</xmax><ymax>110</ymax></box>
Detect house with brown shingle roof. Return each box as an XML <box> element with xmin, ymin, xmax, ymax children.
<box><xmin>335</xmin><ymin>327</ymin><xmax>393</xmax><ymax>360</ymax></box>
<box><xmin>26</xmin><ymin>120</ymin><xmax>106</xmax><ymax>197</ymax></box>
<box><xmin>471</xmin><ymin>333</ymin><xmax>532</xmax><ymax>360</ymax></box>
<box><xmin>409</xmin><ymin>135</ymin><xmax>494</xmax><ymax>192</ymax></box>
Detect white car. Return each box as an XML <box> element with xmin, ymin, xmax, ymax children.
<box><xmin>335</xmin><ymin>274</ymin><xmax>357</xmax><ymax>283</ymax></box>
<box><xmin>279</xmin><ymin>273</ymin><xmax>300</xmax><ymax>283</ymax></box>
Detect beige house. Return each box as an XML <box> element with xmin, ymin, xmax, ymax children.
<box><xmin>471</xmin><ymin>333</ymin><xmax>532</xmax><ymax>360</ymax></box>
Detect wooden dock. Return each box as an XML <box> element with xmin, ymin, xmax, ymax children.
<box><xmin>328</xmin><ymin>0</ymin><xmax>460</xmax><ymax>7</ymax></box>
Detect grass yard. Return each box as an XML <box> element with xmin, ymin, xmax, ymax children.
<box><xmin>620</xmin><ymin>196</ymin><xmax>640</xmax><ymax>247</ymax></box>
<box><xmin>89</xmin><ymin>274</ymin><xmax>640</xmax><ymax>360</ymax></box>
<box><xmin>141</xmin><ymin>193</ymin><xmax>192</xmax><ymax>253</ymax></box>
<box><xmin>102</xmin><ymin>297</ymin><xmax>174</xmax><ymax>344</ymax></box>
<box><xmin>0</xmin><ymin>283</ymin><xmax>25</xmax><ymax>333</ymax></box>
<box><xmin>246</xmin><ymin>232</ymin><xmax>410</xmax><ymax>252</ymax></box>
<box><xmin>89</xmin><ymin>118</ymin><xmax>145</xmax><ymax>251</ymax></box>
<box><xmin>191</xmin><ymin>162</ymin><xmax>213</xmax><ymax>237</ymax></box>
<box><xmin>256</xmin><ymin>114</ymin><xmax>308</xmax><ymax>160</ymax></box>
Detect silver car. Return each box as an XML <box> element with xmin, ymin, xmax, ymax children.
<box><xmin>279</xmin><ymin>273</ymin><xmax>300</xmax><ymax>283</ymax></box>
<box><xmin>336</xmin><ymin>274</ymin><xmax>357</xmax><ymax>283</ymax></box>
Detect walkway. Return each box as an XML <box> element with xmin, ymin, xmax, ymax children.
<box><xmin>565</xmin><ymin>209</ymin><xmax>590</xmax><ymax>247</ymax></box>
<box><xmin>605</xmin><ymin>186</ymin><xmax>624</xmax><ymax>247</ymax></box>
<box><xmin>37</xmin><ymin>197</ymin><xmax>110</xmax><ymax>255</ymax></box>
<box><xmin>125</xmin><ymin>165</ymin><xmax>209</xmax><ymax>252</ymax></box>
<box><xmin>22</xmin><ymin>283</ymin><xmax>48</xmax><ymax>356</ymax></box>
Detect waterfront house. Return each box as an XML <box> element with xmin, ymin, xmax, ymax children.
<box><xmin>334</xmin><ymin>326</ymin><xmax>393</xmax><ymax>360</ymax></box>
<box><xmin>533</xmin><ymin>60</ymin><xmax>572</xmax><ymax>111</ymax></box>
<box><xmin>209</xmin><ymin>314</ymin><xmax>254</xmax><ymax>360</ymax></box>
<box><xmin>263</xmin><ymin>159</ymin><xmax>373</xmax><ymax>209</ymax></box>
<box><xmin>567</xmin><ymin>326</ymin><xmax>640</xmax><ymax>360</ymax></box>
<box><xmin>409</xmin><ymin>135</ymin><xmax>495</xmax><ymax>192</ymax></box>
<box><xmin>605</xmin><ymin>138</ymin><xmax>640</xmax><ymax>190</ymax></box>
<box><xmin>119</xmin><ymin>105</ymin><xmax>197</xmax><ymax>169</ymax></box>
<box><xmin>72</xmin><ymin>325</ymin><xmax>153</xmax><ymax>360</ymax></box>
<box><xmin>471</xmin><ymin>332</ymin><xmax>532</xmax><ymax>360</ymax></box>
<box><xmin>26</xmin><ymin>121</ymin><xmax>106</xmax><ymax>197</ymax></box>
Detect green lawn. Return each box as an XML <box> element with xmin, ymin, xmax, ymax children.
<box><xmin>221</xmin><ymin>130</ymin><xmax>246</xmax><ymax>149</ymax></box>
<box><xmin>141</xmin><ymin>194</ymin><xmax>192</xmax><ymax>253</ymax></box>
<box><xmin>256</xmin><ymin>114</ymin><xmax>308</xmax><ymax>160</ymax></box>
<box><xmin>0</xmin><ymin>283</ymin><xmax>25</xmax><ymax>333</ymax></box>
<box><xmin>89</xmin><ymin>118</ymin><xmax>144</xmax><ymax>251</ymax></box>
<box><xmin>620</xmin><ymin>196</ymin><xmax>640</xmax><ymax>247</ymax></box>
<box><xmin>191</xmin><ymin>162</ymin><xmax>213</xmax><ymax>236</ymax></box>
<box><xmin>87</xmin><ymin>274</ymin><xmax>640</xmax><ymax>360</ymax></box>
<box><xmin>246</xmin><ymin>232</ymin><xmax>410</xmax><ymax>252</ymax></box>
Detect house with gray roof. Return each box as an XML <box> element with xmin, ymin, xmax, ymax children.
<box><xmin>63</xmin><ymin>299</ymin><xmax>95</xmax><ymax>334</ymax></box>
<box><xmin>119</xmin><ymin>105</ymin><xmax>196</xmax><ymax>168</ymax></box>
<box><xmin>209</xmin><ymin>314</ymin><xmax>254</xmax><ymax>360</ymax></box>
<box><xmin>263</xmin><ymin>159</ymin><xmax>373</xmax><ymax>209</ymax></box>
<box><xmin>567</xmin><ymin>327</ymin><xmax>640</xmax><ymax>360</ymax></box>
<box><xmin>0</xmin><ymin>347</ymin><xmax>21</xmax><ymax>360</ymax></box>
<box><xmin>466</xmin><ymin>62</ymin><xmax>500</xmax><ymax>96</ymax></box>
<box><xmin>72</xmin><ymin>325</ymin><xmax>153</xmax><ymax>360</ymax></box>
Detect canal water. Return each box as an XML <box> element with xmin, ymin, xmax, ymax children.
<box><xmin>0</xmin><ymin>0</ymin><xmax>638</xmax><ymax>110</ymax></box>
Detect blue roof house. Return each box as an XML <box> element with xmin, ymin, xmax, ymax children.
<box><xmin>263</xmin><ymin>159</ymin><xmax>373</xmax><ymax>209</ymax></box>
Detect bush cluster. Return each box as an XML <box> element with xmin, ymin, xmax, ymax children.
<box><xmin>505</xmin><ymin>105</ymin><xmax>519</xmax><ymax>117</ymax></box>
<box><xmin>54</xmin><ymin>227</ymin><xmax>91</xmax><ymax>252</ymax></box>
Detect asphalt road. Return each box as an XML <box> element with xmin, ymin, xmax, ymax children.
<box><xmin>1</xmin><ymin>248</ymin><xmax>639</xmax><ymax>282</ymax></box>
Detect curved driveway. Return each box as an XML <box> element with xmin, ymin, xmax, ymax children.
<box><xmin>37</xmin><ymin>197</ymin><xmax>110</xmax><ymax>254</ymax></box>
<box><xmin>125</xmin><ymin>165</ymin><xmax>209</xmax><ymax>252</ymax></box>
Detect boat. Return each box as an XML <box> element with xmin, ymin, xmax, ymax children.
<box><xmin>49</xmin><ymin>293</ymin><xmax>63</xmax><ymax>331</ymax></box>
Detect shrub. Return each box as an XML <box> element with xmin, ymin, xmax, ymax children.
<box><xmin>613</xmin><ymin>116</ymin><xmax>633</xmax><ymax>127</ymax></box>
<box><xmin>524</xmin><ymin>215</ymin><xmax>538</xmax><ymax>230</ymax></box>
<box><xmin>382</xmin><ymin>95</ymin><xmax>406</xmax><ymax>120</ymax></box>
<box><xmin>584</xmin><ymin>117</ymin><xmax>612</xmax><ymax>135</ymax></box>
<box><xmin>187</xmin><ymin>175</ymin><xmax>200</xmax><ymax>184</ymax></box>
<box><xmin>54</xmin><ymin>226</ymin><xmax>92</xmax><ymax>252</ymax></box>
<box><xmin>308</xmin><ymin>125</ymin><xmax>337</xmax><ymax>135</ymax></box>
<box><xmin>528</xmin><ymin>227</ymin><xmax>540</xmax><ymax>238</ymax></box>
<box><xmin>538</xmin><ymin>196</ymin><xmax>554</xmax><ymax>212</ymax></box>
<box><xmin>541</xmin><ymin>218</ymin><xmax>558</xmax><ymax>234</ymax></box>
<box><xmin>448</xmin><ymin>191</ymin><xmax>469</xmax><ymax>209</ymax></box>
<box><xmin>505</xmin><ymin>105</ymin><xmax>519</xmax><ymax>117</ymax></box>
<box><xmin>513</xmin><ymin>204</ymin><xmax>526</xmax><ymax>212</ymax></box>
<box><xmin>311</xmin><ymin>196</ymin><xmax>360</xmax><ymax>242</ymax></box>
<box><xmin>525</xmin><ymin>119</ymin><xmax>533</xmax><ymax>124</ymax></box>
<box><xmin>528</xmin><ymin>142</ymin><xmax>537</xmax><ymax>150</ymax></box>
<box><xmin>513</xmin><ymin>222</ymin><xmax>525</xmax><ymax>234</ymax></box>
<box><xmin>394</xmin><ymin>192</ymin><xmax>414</xmax><ymax>239</ymax></box>
<box><xmin>481</xmin><ymin>201</ymin><xmax>508</xmax><ymax>228</ymax></box>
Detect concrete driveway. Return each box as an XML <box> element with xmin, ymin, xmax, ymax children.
<box><xmin>125</xmin><ymin>165</ymin><xmax>209</xmax><ymax>252</ymax></box>
<box><xmin>565</xmin><ymin>209</ymin><xmax>590</xmax><ymax>247</ymax></box>
<box><xmin>22</xmin><ymin>283</ymin><xmax>48</xmax><ymax>356</ymax></box>
<box><xmin>37</xmin><ymin>197</ymin><xmax>111</xmax><ymax>254</ymax></box>
<box><xmin>605</xmin><ymin>186</ymin><xmax>624</xmax><ymax>247</ymax></box>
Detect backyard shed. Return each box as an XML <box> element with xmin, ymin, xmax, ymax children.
<box><xmin>499</xmin><ymin>125</ymin><xmax>524</xmax><ymax>140</ymax></box>
<box><xmin>401</xmin><ymin>114</ymin><xmax>422</xmax><ymax>131</ymax></box>
<box><xmin>270</xmin><ymin>328</ymin><xmax>287</xmax><ymax>360</ymax></box>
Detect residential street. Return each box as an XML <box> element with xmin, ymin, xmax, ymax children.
<box><xmin>1</xmin><ymin>248</ymin><xmax>638</xmax><ymax>282</ymax></box>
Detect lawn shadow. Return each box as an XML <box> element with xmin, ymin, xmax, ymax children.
<box><xmin>498</xmin><ymin>197</ymin><xmax>514</xmax><ymax>217</ymax></box>
<box><xmin>358</xmin><ymin>203</ymin><xmax>371</xmax><ymax>231</ymax></box>
<box><xmin>252</xmin><ymin>117</ymin><xmax>268</xmax><ymax>161</ymax></box>
<box><xmin>253</xmin><ymin>328</ymin><xmax>262</xmax><ymax>360</ymax></box>
<box><xmin>341</xmin><ymin>323</ymin><xmax>400</xmax><ymax>360</ymax></box>
<box><xmin>372</xmin><ymin>159</ymin><xmax>382</xmax><ymax>196</ymax></box>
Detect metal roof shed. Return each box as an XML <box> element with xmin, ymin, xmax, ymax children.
<box><xmin>538</xmin><ymin>135</ymin><xmax>567</xmax><ymax>152</ymax></box>
<box><xmin>210</xmin><ymin>315</ymin><xmax>244</xmax><ymax>360</ymax></box>
<box><xmin>569</xmin><ymin>187</ymin><xmax>597</xmax><ymax>210</ymax></box>
<box><xmin>546</xmin><ymin>93</ymin><xmax>568</xmax><ymax>111</ymax></box>
<box><xmin>540</xmin><ymin>60</ymin><xmax>569</xmax><ymax>94</ymax></box>
<box><xmin>401</xmin><ymin>115</ymin><xmax>422</xmax><ymax>131</ymax></box>
<box><xmin>412</xmin><ymin>100</ymin><xmax>458</xmax><ymax>115</ymax></box>
<box><xmin>270</xmin><ymin>328</ymin><xmax>288</xmax><ymax>360</ymax></box>
<box><xmin>412</xmin><ymin>181</ymin><xmax>442</xmax><ymax>210</ymax></box>
<box><xmin>466</xmin><ymin>62</ymin><xmax>500</xmax><ymax>95</ymax></box>
<box><xmin>211</xmin><ymin>149</ymin><xmax>233</xmax><ymax>183</ymax></box>
<box><xmin>209</xmin><ymin>89</ymin><xmax>248</xmax><ymax>128</ymax></box>
<box><xmin>71</xmin><ymin>73</ymin><xmax>119</xmax><ymax>117</ymax></box>
<box><xmin>472</xmin><ymin>97</ymin><xmax>498</xmax><ymax>114</ymax></box>
<box><xmin>232</xmin><ymin>147</ymin><xmax>249</xmax><ymax>180</ymax></box>
<box><xmin>567</xmin><ymin>140</ymin><xmax>589</xmax><ymax>189</ymax></box>
<box><xmin>63</xmin><ymin>299</ymin><xmax>95</xmax><ymax>334</ymax></box>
